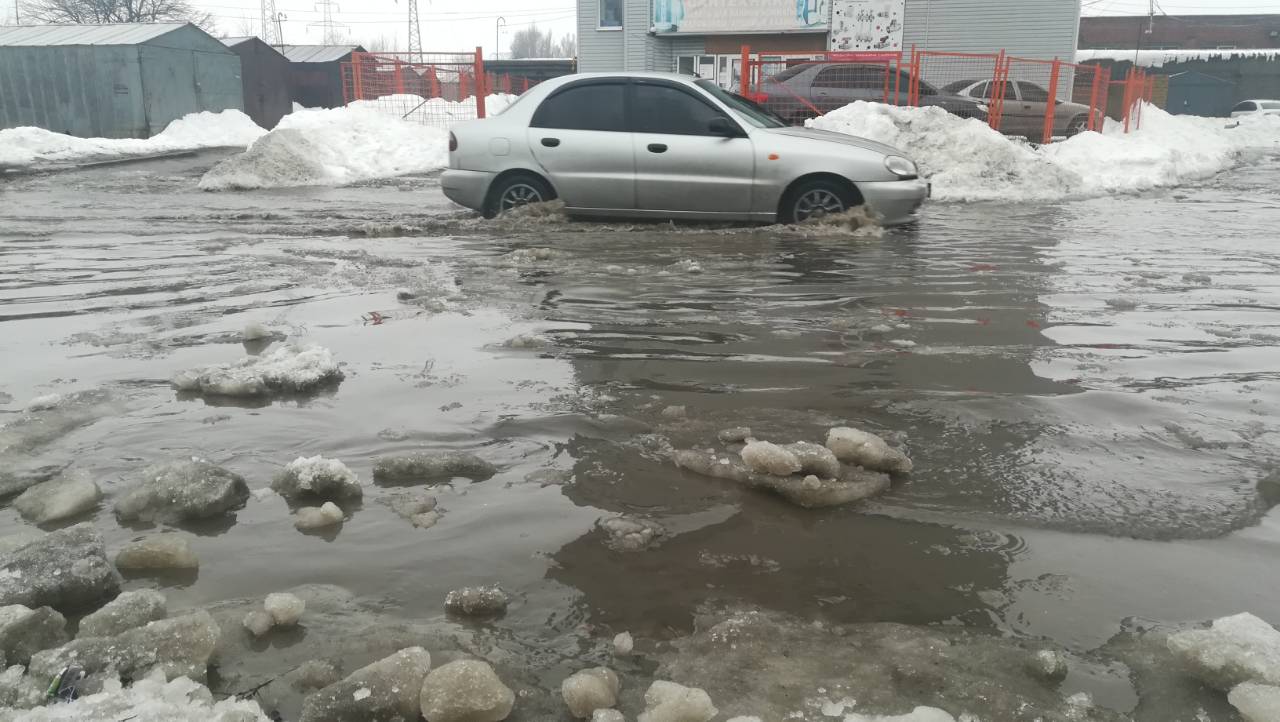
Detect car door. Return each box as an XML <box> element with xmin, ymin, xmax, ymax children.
<box><xmin>1016</xmin><ymin>81</ymin><xmax>1054</xmax><ymax>138</ymax></box>
<box><xmin>985</xmin><ymin>79</ymin><xmax>1024</xmax><ymax>135</ymax></box>
<box><xmin>629</xmin><ymin>80</ymin><xmax>755</xmax><ymax>216</ymax></box>
<box><xmin>528</xmin><ymin>80</ymin><xmax>635</xmax><ymax>210</ymax></box>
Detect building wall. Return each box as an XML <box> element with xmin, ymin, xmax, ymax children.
<box><xmin>579</xmin><ymin>0</ymin><xmax>628</xmax><ymax>71</ymax></box>
<box><xmin>0</xmin><ymin>45</ymin><xmax>147</xmax><ymax>138</ymax></box>
<box><xmin>231</xmin><ymin>39</ymin><xmax>292</xmax><ymax>129</ymax></box>
<box><xmin>1080</xmin><ymin>15</ymin><xmax>1280</xmax><ymax>50</ymax></box>
<box><xmin>1085</xmin><ymin>56</ymin><xmax>1280</xmax><ymax>115</ymax></box>
<box><xmin>902</xmin><ymin>0</ymin><xmax>1079</xmax><ymax>61</ymax></box>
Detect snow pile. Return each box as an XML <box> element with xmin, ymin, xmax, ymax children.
<box><xmin>0</xmin><ymin>110</ymin><xmax>265</xmax><ymax>169</ymax></box>
<box><xmin>199</xmin><ymin>104</ymin><xmax>449</xmax><ymax>190</ymax></box>
<box><xmin>809</xmin><ymin>101</ymin><xmax>1280</xmax><ymax>201</ymax></box>
<box><xmin>171</xmin><ymin>344</ymin><xmax>344</xmax><ymax>397</ymax></box>
<box><xmin>1</xmin><ymin>669</ymin><xmax>269</xmax><ymax>721</ymax></box>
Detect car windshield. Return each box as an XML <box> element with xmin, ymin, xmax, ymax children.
<box><xmin>695</xmin><ymin>79</ymin><xmax>787</xmax><ymax>128</ymax></box>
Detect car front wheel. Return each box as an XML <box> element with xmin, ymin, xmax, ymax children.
<box><xmin>484</xmin><ymin>174</ymin><xmax>555</xmax><ymax>219</ymax></box>
<box><xmin>1066</xmin><ymin>115</ymin><xmax>1089</xmax><ymax>137</ymax></box>
<box><xmin>782</xmin><ymin>179</ymin><xmax>856</xmax><ymax>224</ymax></box>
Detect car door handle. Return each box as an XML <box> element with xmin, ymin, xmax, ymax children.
<box><xmin>647</xmin><ymin>143</ymin><xmax>668</xmax><ymax>154</ymax></box>
<box><xmin>541</xmin><ymin>137</ymin><xmax>560</xmax><ymax>147</ymax></box>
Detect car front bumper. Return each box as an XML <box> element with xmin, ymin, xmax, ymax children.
<box><xmin>860</xmin><ymin>178</ymin><xmax>930</xmax><ymax>226</ymax></box>
<box><xmin>440</xmin><ymin>169</ymin><xmax>494</xmax><ymax>213</ymax></box>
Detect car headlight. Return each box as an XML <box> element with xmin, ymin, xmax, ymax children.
<box><xmin>884</xmin><ymin>155</ymin><xmax>918</xmax><ymax>179</ymax></box>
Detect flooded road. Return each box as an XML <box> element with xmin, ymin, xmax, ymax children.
<box><xmin>3</xmin><ymin>152</ymin><xmax>1280</xmax><ymax>720</ymax></box>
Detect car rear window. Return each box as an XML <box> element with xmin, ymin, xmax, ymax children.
<box><xmin>531</xmin><ymin>82</ymin><xmax>626</xmax><ymax>132</ymax></box>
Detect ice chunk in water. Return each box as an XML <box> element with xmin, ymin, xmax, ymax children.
<box><xmin>661</xmin><ymin>405</ymin><xmax>688</xmax><ymax>420</ymax></box>
<box><xmin>599</xmin><ymin>515</ymin><xmax>666</xmax><ymax>552</ymax></box>
<box><xmin>383</xmin><ymin>492</ymin><xmax>441</xmax><ymax>528</ymax></box>
<box><xmin>265</xmin><ymin>592</ymin><xmax>306</xmax><ymax>627</ymax></box>
<box><xmin>842</xmin><ymin>707</ymin><xmax>956</xmax><ymax>722</ymax></box>
<box><xmin>739</xmin><ymin>441</ymin><xmax>802</xmax><ymax>477</ymax></box>
<box><xmin>29</xmin><ymin>611</ymin><xmax>221</xmax><ymax>685</ymax></box>
<box><xmin>1026</xmin><ymin>649</ymin><xmax>1069</xmax><ymax>682</ymax></box>
<box><xmin>561</xmin><ymin>667</ymin><xmax>620</xmax><ymax>718</ymax></box>
<box><xmin>444</xmin><ymin>585</ymin><xmax>509</xmax><ymax>617</ymax></box>
<box><xmin>303</xmin><ymin>647</ymin><xmax>433</xmax><ymax>722</ymax></box>
<box><xmin>0</xmin><ymin>668</ymin><xmax>270</xmax><ymax>721</ymax></box>
<box><xmin>243</xmin><ymin>609</ymin><xmax>274</xmax><ymax>638</ymax></box>
<box><xmin>373</xmin><ymin>452</ymin><xmax>497</xmax><ymax>484</ymax></box>
<box><xmin>1229</xmin><ymin>682</ymin><xmax>1280</xmax><ymax>722</ymax></box>
<box><xmin>0</xmin><ymin>663</ymin><xmax>46</xmax><ymax>709</ymax></box>
<box><xmin>0</xmin><ymin>524</ymin><xmax>121</xmax><ymax>613</ymax></box>
<box><xmin>0</xmin><ymin>604</ymin><xmax>67</xmax><ymax>665</ymax></box>
<box><xmin>593</xmin><ymin>710</ymin><xmax>626</xmax><ymax>722</ymax></box>
<box><xmin>13</xmin><ymin>470</ymin><xmax>102</xmax><ymax>524</ymax></box>
<box><xmin>115</xmin><ymin>535</ymin><xmax>200</xmax><ymax>571</ymax></box>
<box><xmin>419</xmin><ymin>660</ymin><xmax>514</xmax><ymax>722</ymax></box>
<box><xmin>825</xmin><ymin>427</ymin><xmax>913</xmax><ymax>474</ymax></box>
<box><xmin>1167</xmin><ymin>612</ymin><xmax>1280</xmax><ymax>690</ymax></box>
<box><xmin>171</xmin><ymin>344</ymin><xmax>343</xmax><ymax>397</ymax></box>
<box><xmin>25</xmin><ymin>394</ymin><xmax>62</xmax><ymax>411</ymax></box>
<box><xmin>717</xmin><ymin>427</ymin><xmax>751</xmax><ymax>444</ymax></box>
<box><xmin>614</xmin><ymin>631</ymin><xmax>634</xmax><ymax>655</ymax></box>
<box><xmin>638</xmin><ymin>680</ymin><xmax>717</xmax><ymax>722</ymax></box>
<box><xmin>294</xmin><ymin>502</ymin><xmax>345</xmax><ymax>530</ymax></box>
<box><xmin>784</xmin><ymin>442</ymin><xmax>841</xmax><ymax>479</ymax></box>
<box><xmin>673</xmin><ymin>450</ymin><xmax>891</xmax><ymax>509</ymax></box>
<box><xmin>114</xmin><ymin>459</ymin><xmax>250</xmax><ymax>523</ymax></box>
<box><xmin>273</xmin><ymin>456</ymin><xmax>363</xmax><ymax>501</ymax></box>
<box><xmin>242</xmin><ymin>322</ymin><xmax>273</xmax><ymax>341</ymax></box>
<box><xmin>78</xmin><ymin>589</ymin><xmax>167</xmax><ymax>638</ymax></box>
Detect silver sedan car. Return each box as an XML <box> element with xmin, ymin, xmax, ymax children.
<box><xmin>442</xmin><ymin>72</ymin><xmax>928</xmax><ymax>226</ymax></box>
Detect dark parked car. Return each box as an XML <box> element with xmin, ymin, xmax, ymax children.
<box><xmin>758</xmin><ymin>62</ymin><xmax>988</xmax><ymax>125</ymax></box>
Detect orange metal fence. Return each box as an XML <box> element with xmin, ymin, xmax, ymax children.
<box><xmin>741</xmin><ymin>45</ymin><xmax>1145</xmax><ymax>143</ymax></box>
<box><xmin>341</xmin><ymin>48</ymin><xmax>543</xmax><ymax>127</ymax></box>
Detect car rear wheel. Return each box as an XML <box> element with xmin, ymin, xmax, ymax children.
<box><xmin>484</xmin><ymin>173</ymin><xmax>555</xmax><ymax>219</ymax></box>
<box><xmin>782</xmin><ymin>179</ymin><xmax>856</xmax><ymax>224</ymax></box>
<box><xmin>1066</xmin><ymin>115</ymin><xmax>1089</xmax><ymax>137</ymax></box>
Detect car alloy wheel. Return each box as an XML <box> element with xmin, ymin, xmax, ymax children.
<box><xmin>499</xmin><ymin>182</ymin><xmax>544</xmax><ymax>212</ymax></box>
<box><xmin>793</xmin><ymin>188</ymin><xmax>846</xmax><ymax>221</ymax></box>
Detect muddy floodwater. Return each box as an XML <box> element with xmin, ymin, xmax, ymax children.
<box><xmin>3</xmin><ymin>152</ymin><xmax>1280</xmax><ymax>720</ymax></box>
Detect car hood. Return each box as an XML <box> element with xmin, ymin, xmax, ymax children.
<box><xmin>759</xmin><ymin>126</ymin><xmax>908</xmax><ymax>158</ymax></box>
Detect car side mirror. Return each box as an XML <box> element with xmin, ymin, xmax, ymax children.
<box><xmin>708</xmin><ymin>117</ymin><xmax>743</xmax><ymax>137</ymax></box>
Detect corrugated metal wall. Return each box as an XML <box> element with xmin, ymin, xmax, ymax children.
<box><xmin>0</xmin><ymin>45</ymin><xmax>147</xmax><ymax>138</ymax></box>
<box><xmin>0</xmin><ymin>25</ymin><xmax>243</xmax><ymax>139</ymax></box>
<box><xmin>230</xmin><ymin>39</ymin><xmax>292</xmax><ymax>129</ymax></box>
<box><xmin>902</xmin><ymin>0</ymin><xmax>1080</xmax><ymax>62</ymax></box>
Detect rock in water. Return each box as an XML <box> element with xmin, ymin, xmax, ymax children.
<box><xmin>299</xmin><ymin>646</ymin><xmax>432</xmax><ymax>722</ymax></box>
<box><xmin>29</xmin><ymin>611</ymin><xmax>221</xmax><ymax>685</ymax></box>
<box><xmin>273</xmin><ymin>456</ymin><xmax>364</xmax><ymax>501</ymax></box>
<box><xmin>1167</xmin><ymin>613</ymin><xmax>1280</xmax><ymax>690</ymax></box>
<box><xmin>1229</xmin><ymin>682</ymin><xmax>1280</xmax><ymax>722</ymax></box>
<box><xmin>420</xmin><ymin>660</ymin><xmax>514</xmax><ymax>722</ymax></box>
<box><xmin>77</xmin><ymin>589</ymin><xmax>166</xmax><ymax>638</ymax></box>
<box><xmin>12</xmin><ymin>471</ymin><xmax>102</xmax><ymax>524</ymax></box>
<box><xmin>114</xmin><ymin>459</ymin><xmax>250</xmax><ymax>523</ymax></box>
<box><xmin>265</xmin><ymin>592</ymin><xmax>306</xmax><ymax>626</ymax></box>
<box><xmin>115</xmin><ymin>535</ymin><xmax>200</xmax><ymax>571</ymax></box>
<box><xmin>739</xmin><ymin>441</ymin><xmax>802</xmax><ymax>476</ymax></box>
<box><xmin>825</xmin><ymin>427</ymin><xmax>913</xmax><ymax>474</ymax></box>
<box><xmin>373</xmin><ymin>452</ymin><xmax>498</xmax><ymax>484</ymax></box>
<box><xmin>0</xmin><ymin>524</ymin><xmax>121</xmax><ymax>612</ymax></box>
<box><xmin>638</xmin><ymin>680</ymin><xmax>717</xmax><ymax>722</ymax></box>
<box><xmin>562</xmin><ymin>667</ymin><xmax>620</xmax><ymax>718</ymax></box>
<box><xmin>295</xmin><ymin>502</ymin><xmax>345</xmax><ymax>530</ymax></box>
<box><xmin>444</xmin><ymin>586</ymin><xmax>509</xmax><ymax>617</ymax></box>
<box><xmin>0</xmin><ymin>604</ymin><xmax>68</xmax><ymax>665</ymax></box>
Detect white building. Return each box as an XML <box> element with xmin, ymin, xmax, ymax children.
<box><xmin>579</xmin><ymin>0</ymin><xmax>1082</xmax><ymax>89</ymax></box>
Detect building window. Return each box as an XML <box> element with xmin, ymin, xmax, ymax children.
<box><xmin>599</xmin><ymin>0</ymin><xmax>623</xmax><ymax>29</ymax></box>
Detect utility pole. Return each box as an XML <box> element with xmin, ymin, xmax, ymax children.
<box><xmin>15</xmin><ymin>0</ymin><xmax>20</xmax><ymax>25</ymax></box>
<box><xmin>261</xmin><ymin>0</ymin><xmax>280</xmax><ymax>44</ymax></box>
<box><xmin>496</xmin><ymin>16</ymin><xmax>506</xmax><ymax>60</ymax></box>
<box><xmin>275</xmin><ymin>12</ymin><xmax>287</xmax><ymax>48</ymax></box>
<box><xmin>407</xmin><ymin>0</ymin><xmax>422</xmax><ymax>56</ymax></box>
<box><xmin>1147</xmin><ymin>0</ymin><xmax>1155</xmax><ymax>35</ymax></box>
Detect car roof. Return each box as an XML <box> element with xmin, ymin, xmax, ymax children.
<box><xmin>1242</xmin><ymin>98</ymin><xmax>1280</xmax><ymax>103</ymax></box>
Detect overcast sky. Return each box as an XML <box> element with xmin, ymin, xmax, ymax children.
<box><xmin>3</xmin><ymin>0</ymin><xmax>1279</xmax><ymax>55</ymax></box>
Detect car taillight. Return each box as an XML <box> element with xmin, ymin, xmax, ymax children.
<box><xmin>449</xmin><ymin>132</ymin><xmax>457</xmax><ymax>152</ymax></box>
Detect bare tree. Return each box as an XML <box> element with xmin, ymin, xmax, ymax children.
<box><xmin>362</xmin><ymin>33</ymin><xmax>402</xmax><ymax>53</ymax></box>
<box><xmin>231</xmin><ymin>15</ymin><xmax>257</xmax><ymax>37</ymax></box>
<box><xmin>509</xmin><ymin>25</ymin><xmax>576</xmax><ymax>59</ymax></box>
<box><xmin>25</xmin><ymin>0</ymin><xmax>214</xmax><ymax>30</ymax></box>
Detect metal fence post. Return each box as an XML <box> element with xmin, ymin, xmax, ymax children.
<box><xmin>1086</xmin><ymin>65</ymin><xmax>1103</xmax><ymax>132</ymax></box>
<box><xmin>1042</xmin><ymin>58</ymin><xmax>1061</xmax><ymax>144</ymax></box>
<box><xmin>475</xmin><ymin>46</ymin><xmax>487</xmax><ymax>119</ymax></box>
<box><xmin>989</xmin><ymin>50</ymin><xmax>1007</xmax><ymax>132</ymax></box>
<box><xmin>352</xmin><ymin>52</ymin><xmax>364</xmax><ymax>103</ymax></box>
<box><xmin>740</xmin><ymin>45</ymin><xmax>751</xmax><ymax>95</ymax></box>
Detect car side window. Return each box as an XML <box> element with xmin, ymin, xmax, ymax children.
<box><xmin>1263</xmin><ymin>101</ymin><xmax>1280</xmax><ymax>110</ymax></box>
<box><xmin>531</xmin><ymin>83</ymin><xmax>627</xmax><ymax>131</ymax></box>
<box><xmin>630</xmin><ymin>83</ymin><xmax>729</xmax><ymax>136</ymax></box>
<box><xmin>1232</xmin><ymin>101</ymin><xmax>1257</xmax><ymax>112</ymax></box>
<box><xmin>972</xmin><ymin>81</ymin><xmax>989</xmax><ymax>98</ymax></box>
<box><xmin>814</xmin><ymin>66</ymin><xmax>882</xmax><ymax>90</ymax></box>
<box><xmin>1019</xmin><ymin>82</ymin><xmax>1050</xmax><ymax>102</ymax></box>
<box><xmin>984</xmin><ymin>81</ymin><xmax>1017</xmax><ymax>100</ymax></box>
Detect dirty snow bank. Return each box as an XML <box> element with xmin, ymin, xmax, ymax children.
<box><xmin>810</xmin><ymin>101</ymin><xmax>1280</xmax><ymax>201</ymax></box>
<box><xmin>199</xmin><ymin>94</ymin><xmax>512</xmax><ymax>190</ymax></box>
<box><xmin>0</xmin><ymin>111</ymin><xmax>265</xmax><ymax>169</ymax></box>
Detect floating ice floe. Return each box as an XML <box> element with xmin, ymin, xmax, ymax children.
<box><xmin>444</xmin><ymin>585</ymin><xmax>509</xmax><ymax>618</ymax></box>
<box><xmin>172</xmin><ymin>344</ymin><xmax>344</xmax><ymax>398</ymax></box>
<box><xmin>598</xmin><ymin>515</ymin><xmax>666</xmax><ymax>552</ymax></box>
<box><xmin>294</xmin><ymin>502</ymin><xmax>345</xmax><ymax>530</ymax></box>
<box><xmin>12</xmin><ymin>470</ymin><xmax>102</xmax><ymax>524</ymax></box>
<box><xmin>78</xmin><ymin>590</ymin><xmax>167</xmax><ymax>639</ymax></box>
<box><xmin>562</xmin><ymin>667</ymin><xmax>621</xmax><ymax>719</ymax></box>
<box><xmin>419</xmin><ymin>660</ymin><xmax>514</xmax><ymax>722</ymax></box>
<box><xmin>0</xmin><ymin>669</ymin><xmax>271</xmax><ymax>721</ymax></box>
<box><xmin>274</xmin><ymin>456</ymin><xmax>363</xmax><ymax>502</ymax></box>
<box><xmin>1167</xmin><ymin>612</ymin><xmax>1280</xmax><ymax>690</ymax></box>
<box><xmin>115</xmin><ymin>535</ymin><xmax>201</xmax><ymax>572</ymax></box>
<box><xmin>299</xmin><ymin>647</ymin><xmax>431</xmax><ymax>722</ymax></box>
<box><xmin>0</xmin><ymin>524</ymin><xmax>120</xmax><ymax>613</ymax></box>
<box><xmin>673</xmin><ymin>447</ymin><xmax>892</xmax><ymax>509</ymax></box>
<box><xmin>638</xmin><ymin>680</ymin><xmax>718</xmax><ymax>722</ymax></box>
<box><xmin>373</xmin><ymin>452</ymin><xmax>497</xmax><ymax>484</ymax></box>
<box><xmin>114</xmin><ymin>459</ymin><xmax>250</xmax><ymax>524</ymax></box>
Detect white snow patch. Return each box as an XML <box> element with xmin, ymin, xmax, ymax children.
<box><xmin>354</xmin><ymin>93</ymin><xmax>518</xmax><ymax>125</ymax></box>
<box><xmin>0</xmin><ymin>110</ymin><xmax>265</xmax><ymax>169</ymax></box>
<box><xmin>809</xmin><ymin>101</ymin><xmax>1280</xmax><ymax>202</ymax></box>
<box><xmin>1229</xmin><ymin>682</ymin><xmax>1280</xmax><ymax>722</ymax></box>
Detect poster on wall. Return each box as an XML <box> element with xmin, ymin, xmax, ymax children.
<box><xmin>653</xmin><ymin>0</ymin><xmax>831</xmax><ymax>34</ymax></box>
<box><xmin>830</xmin><ymin>0</ymin><xmax>905</xmax><ymax>51</ymax></box>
